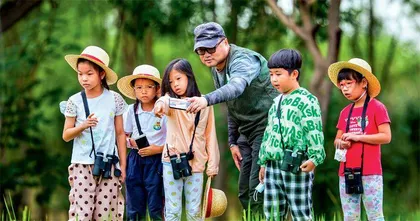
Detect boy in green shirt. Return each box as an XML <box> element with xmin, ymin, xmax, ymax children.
<box><xmin>258</xmin><ymin>49</ymin><xmax>326</xmax><ymax>220</ymax></box>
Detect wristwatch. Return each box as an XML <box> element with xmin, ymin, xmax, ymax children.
<box><xmin>229</xmin><ymin>143</ymin><xmax>237</xmax><ymax>148</ymax></box>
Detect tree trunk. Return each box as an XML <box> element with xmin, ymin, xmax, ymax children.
<box><xmin>121</xmin><ymin>34</ymin><xmax>138</xmax><ymax>75</ymax></box>
<box><xmin>228</xmin><ymin>0</ymin><xmax>239</xmax><ymax>44</ymax></box>
<box><xmin>379</xmin><ymin>37</ymin><xmax>397</xmax><ymax>99</ymax></box>
<box><xmin>367</xmin><ymin>0</ymin><xmax>375</xmax><ymax>69</ymax></box>
<box><xmin>144</xmin><ymin>27</ymin><xmax>154</xmax><ymax>65</ymax></box>
<box><xmin>0</xmin><ymin>0</ymin><xmax>43</xmax><ymax>32</ymax></box>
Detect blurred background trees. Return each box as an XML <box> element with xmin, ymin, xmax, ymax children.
<box><xmin>0</xmin><ymin>0</ymin><xmax>419</xmax><ymax>220</ymax></box>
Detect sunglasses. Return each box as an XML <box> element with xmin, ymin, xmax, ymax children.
<box><xmin>195</xmin><ymin>38</ymin><xmax>225</xmax><ymax>55</ymax></box>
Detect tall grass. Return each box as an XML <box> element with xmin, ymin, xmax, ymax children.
<box><xmin>1</xmin><ymin>193</ymin><xmax>31</xmax><ymax>221</ymax></box>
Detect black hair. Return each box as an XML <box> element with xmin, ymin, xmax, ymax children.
<box><xmin>337</xmin><ymin>68</ymin><xmax>365</xmax><ymax>83</ymax></box>
<box><xmin>77</xmin><ymin>58</ymin><xmax>109</xmax><ymax>90</ymax></box>
<box><xmin>161</xmin><ymin>58</ymin><xmax>201</xmax><ymax>97</ymax></box>
<box><xmin>267</xmin><ymin>49</ymin><xmax>302</xmax><ymax>81</ymax></box>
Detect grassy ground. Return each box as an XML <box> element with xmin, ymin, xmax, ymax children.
<box><xmin>2</xmin><ymin>193</ymin><xmax>420</xmax><ymax>221</ymax></box>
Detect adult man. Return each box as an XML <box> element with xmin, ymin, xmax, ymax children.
<box><xmin>187</xmin><ymin>22</ymin><xmax>279</xmax><ymax>213</ymax></box>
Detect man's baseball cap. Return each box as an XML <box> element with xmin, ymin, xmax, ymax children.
<box><xmin>193</xmin><ymin>22</ymin><xmax>226</xmax><ymax>51</ymax></box>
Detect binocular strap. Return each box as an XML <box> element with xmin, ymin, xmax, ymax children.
<box><xmin>166</xmin><ymin>111</ymin><xmax>201</xmax><ymax>158</ymax></box>
<box><xmin>344</xmin><ymin>95</ymin><xmax>370</xmax><ymax>172</ymax></box>
<box><xmin>81</xmin><ymin>90</ymin><xmax>96</xmax><ymax>158</ymax></box>
<box><xmin>134</xmin><ymin>101</ymin><xmax>145</xmax><ymax>137</ymax></box>
<box><xmin>81</xmin><ymin>91</ymin><xmax>119</xmax><ymax>168</ymax></box>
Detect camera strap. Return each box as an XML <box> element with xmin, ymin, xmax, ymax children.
<box><xmin>344</xmin><ymin>94</ymin><xmax>370</xmax><ymax>172</ymax></box>
<box><xmin>276</xmin><ymin>95</ymin><xmax>286</xmax><ymax>150</ymax></box>
<box><xmin>134</xmin><ymin>100</ymin><xmax>145</xmax><ymax>136</ymax></box>
<box><xmin>165</xmin><ymin>111</ymin><xmax>201</xmax><ymax>158</ymax></box>
<box><xmin>81</xmin><ymin>90</ymin><xmax>96</xmax><ymax>158</ymax></box>
<box><xmin>188</xmin><ymin>111</ymin><xmax>201</xmax><ymax>157</ymax></box>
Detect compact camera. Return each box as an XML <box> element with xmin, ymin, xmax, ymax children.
<box><xmin>169</xmin><ymin>152</ymin><xmax>192</xmax><ymax>180</ymax></box>
<box><xmin>134</xmin><ymin>134</ymin><xmax>149</xmax><ymax>149</ymax></box>
<box><xmin>280</xmin><ymin>148</ymin><xmax>305</xmax><ymax>174</ymax></box>
<box><xmin>344</xmin><ymin>167</ymin><xmax>363</xmax><ymax>194</ymax></box>
<box><xmin>92</xmin><ymin>152</ymin><xmax>121</xmax><ymax>178</ymax></box>
<box><xmin>169</xmin><ymin>98</ymin><xmax>191</xmax><ymax>110</ymax></box>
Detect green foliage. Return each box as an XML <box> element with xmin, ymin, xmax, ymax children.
<box><xmin>0</xmin><ymin>0</ymin><xmax>419</xmax><ymax>220</ymax></box>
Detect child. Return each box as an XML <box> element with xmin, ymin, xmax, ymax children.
<box><xmin>154</xmin><ymin>58</ymin><xmax>220</xmax><ymax>221</ymax></box>
<box><xmin>258</xmin><ymin>49</ymin><xmax>326</xmax><ymax>220</ymax></box>
<box><xmin>62</xmin><ymin>46</ymin><xmax>127</xmax><ymax>221</ymax></box>
<box><xmin>328</xmin><ymin>58</ymin><xmax>391</xmax><ymax>221</ymax></box>
<box><xmin>117</xmin><ymin>65</ymin><xmax>167</xmax><ymax>221</ymax></box>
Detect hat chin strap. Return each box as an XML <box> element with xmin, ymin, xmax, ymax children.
<box><xmin>353</xmin><ymin>90</ymin><xmax>367</xmax><ymax>103</ymax></box>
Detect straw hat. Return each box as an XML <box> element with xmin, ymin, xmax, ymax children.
<box><xmin>64</xmin><ymin>46</ymin><xmax>118</xmax><ymax>85</ymax></box>
<box><xmin>202</xmin><ymin>177</ymin><xmax>227</xmax><ymax>219</ymax></box>
<box><xmin>328</xmin><ymin>58</ymin><xmax>381</xmax><ymax>97</ymax></box>
<box><xmin>117</xmin><ymin>65</ymin><xmax>162</xmax><ymax>100</ymax></box>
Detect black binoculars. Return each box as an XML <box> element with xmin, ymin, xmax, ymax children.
<box><xmin>344</xmin><ymin>167</ymin><xmax>363</xmax><ymax>194</ymax></box>
<box><xmin>92</xmin><ymin>152</ymin><xmax>121</xmax><ymax>179</ymax></box>
<box><xmin>280</xmin><ymin>148</ymin><xmax>305</xmax><ymax>174</ymax></box>
<box><xmin>169</xmin><ymin>152</ymin><xmax>192</xmax><ymax>180</ymax></box>
<box><xmin>135</xmin><ymin>135</ymin><xmax>149</xmax><ymax>149</ymax></box>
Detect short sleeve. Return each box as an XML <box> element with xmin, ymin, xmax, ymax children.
<box><xmin>229</xmin><ymin>54</ymin><xmax>261</xmax><ymax>86</ymax></box>
<box><xmin>124</xmin><ymin>105</ymin><xmax>134</xmax><ymax>133</ymax></box>
<box><xmin>113</xmin><ymin>92</ymin><xmax>128</xmax><ymax>116</ymax></box>
<box><xmin>375</xmin><ymin>102</ymin><xmax>391</xmax><ymax>126</ymax></box>
<box><xmin>336</xmin><ymin>106</ymin><xmax>349</xmax><ymax>131</ymax></box>
<box><xmin>65</xmin><ymin>99</ymin><xmax>77</xmax><ymax>117</ymax></box>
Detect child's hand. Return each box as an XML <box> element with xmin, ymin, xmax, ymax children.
<box><xmin>300</xmin><ymin>160</ymin><xmax>315</xmax><ymax>172</ymax></box>
<box><xmin>154</xmin><ymin>102</ymin><xmax>165</xmax><ymax>118</ymax></box>
<box><xmin>340</xmin><ymin>140</ymin><xmax>352</xmax><ymax>149</ymax></box>
<box><xmin>82</xmin><ymin>113</ymin><xmax>98</xmax><ymax>129</ymax></box>
<box><xmin>119</xmin><ymin>165</ymin><xmax>126</xmax><ymax>184</ymax></box>
<box><xmin>341</xmin><ymin>133</ymin><xmax>360</xmax><ymax>142</ymax></box>
<box><xmin>259</xmin><ymin>167</ymin><xmax>265</xmax><ymax>183</ymax></box>
<box><xmin>138</xmin><ymin>144</ymin><xmax>161</xmax><ymax>157</ymax></box>
<box><xmin>168</xmin><ymin>146</ymin><xmax>179</xmax><ymax>157</ymax></box>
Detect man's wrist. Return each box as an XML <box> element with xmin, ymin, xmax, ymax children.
<box><xmin>229</xmin><ymin>143</ymin><xmax>237</xmax><ymax>148</ymax></box>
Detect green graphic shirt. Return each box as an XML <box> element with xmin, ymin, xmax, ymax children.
<box><xmin>258</xmin><ymin>87</ymin><xmax>326</xmax><ymax>167</ymax></box>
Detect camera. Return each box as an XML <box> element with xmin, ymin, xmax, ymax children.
<box><xmin>280</xmin><ymin>148</ymin><xmax>305</xmax><ymax>174</ymax></box>
<box><xmin>344</xmin><ymin>167</ymin><xmax>363</xmax><ymax>194</ymax></box>
<box><xmin>92</xmin><ymin>152</ymin><xmax>121</xmax><ymax>178</ymax></box>
<box><xmin>169</xmin><ymin>152</ymin><xmax>192</xmax><ymax>180</ymax></box>
<box><xmin>169</xmin><ymin>98</ymin><xmax>191</xmax><ymax>110</ymax></box>
<box><xmin>134</xmin><ymin>134</ymin><xmax>149</xmax><ymax>149</ymax></box>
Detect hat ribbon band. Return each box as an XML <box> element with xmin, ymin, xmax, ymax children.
<box><xmin>135</xmin><ymin>73</ymin><xmax>155</xmax><ymax>77</ymax></box>
<box><xmin>81</xmin><ymin>54</ymin><xmax>105</xmax><ymax>65</ymax></box>
<box><xmin>206</xmin><ymin>188</ymin><xmax>213</xmax><ymax>217</ymax></box>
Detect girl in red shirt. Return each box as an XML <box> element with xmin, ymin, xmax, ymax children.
<box><xmin>328</xmin><ymin>58</ymin><xmax>391</xmax><ymax>221</ymax></box>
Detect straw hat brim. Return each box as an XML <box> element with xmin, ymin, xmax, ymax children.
<box><xmin>202</xmin><ymin>178</ymin><xmax>227</xmax><ymax>219</ymax></box>
<box><xmin>64</xmin><ymin>55</ymin><xmax>118</xmax><ymax>85</ymax></box>
<box><xmin>328</xmin><ymin>61</ymin><xmax>381</xmax><ymax>98</ymax></box>
<box><xmin>117</xmin><ymin>74</ymin><xmax>162</xmax><ymax>100</ymax></box>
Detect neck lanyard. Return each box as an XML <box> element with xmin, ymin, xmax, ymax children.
<box><xmin>276</xmin><ymin>96</ymin><xmax>286</xmax><ymax>150</ymax></box>
<box><xmin>166</xmin><ymin>111</ymin><xmax>201</xmax><ymax>158</ymax></box>
<box><xmin>81</xmin><ymin>90</ymin><xmax>96</xmax><ymax>158</ymax></box>
<box><xmin>344</xmin><ymin>94</ymin><xmax>370</xmax><ymax>171</ymax></box>
<box><xmin>134</xmin><ymin>102</ymin><xmax>144</xmax><ymax>136</ymax></box>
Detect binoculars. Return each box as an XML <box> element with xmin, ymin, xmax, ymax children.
<box><xmin>92</xmin><ymin>152</ymin><xmax>121</xmax><ymax>179</ymax></box>
<box><xmin>169</xmin><ymin>152</ymin><xmax>192</xmax><ymax>180</ymax></box>
<box><xmin>135</xmin><ymin>135</ymin><xmax>149</xmax><ymax>149</ymax></box>
<box><xmin>280</xmin><ymin>148</ymin><xmax>305</xmax><ymax>174</ymax></box>
<box><xmin>344</xmin><ymin>167</ymin><xmax>363</xmax><ymax>194</ymax></box>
